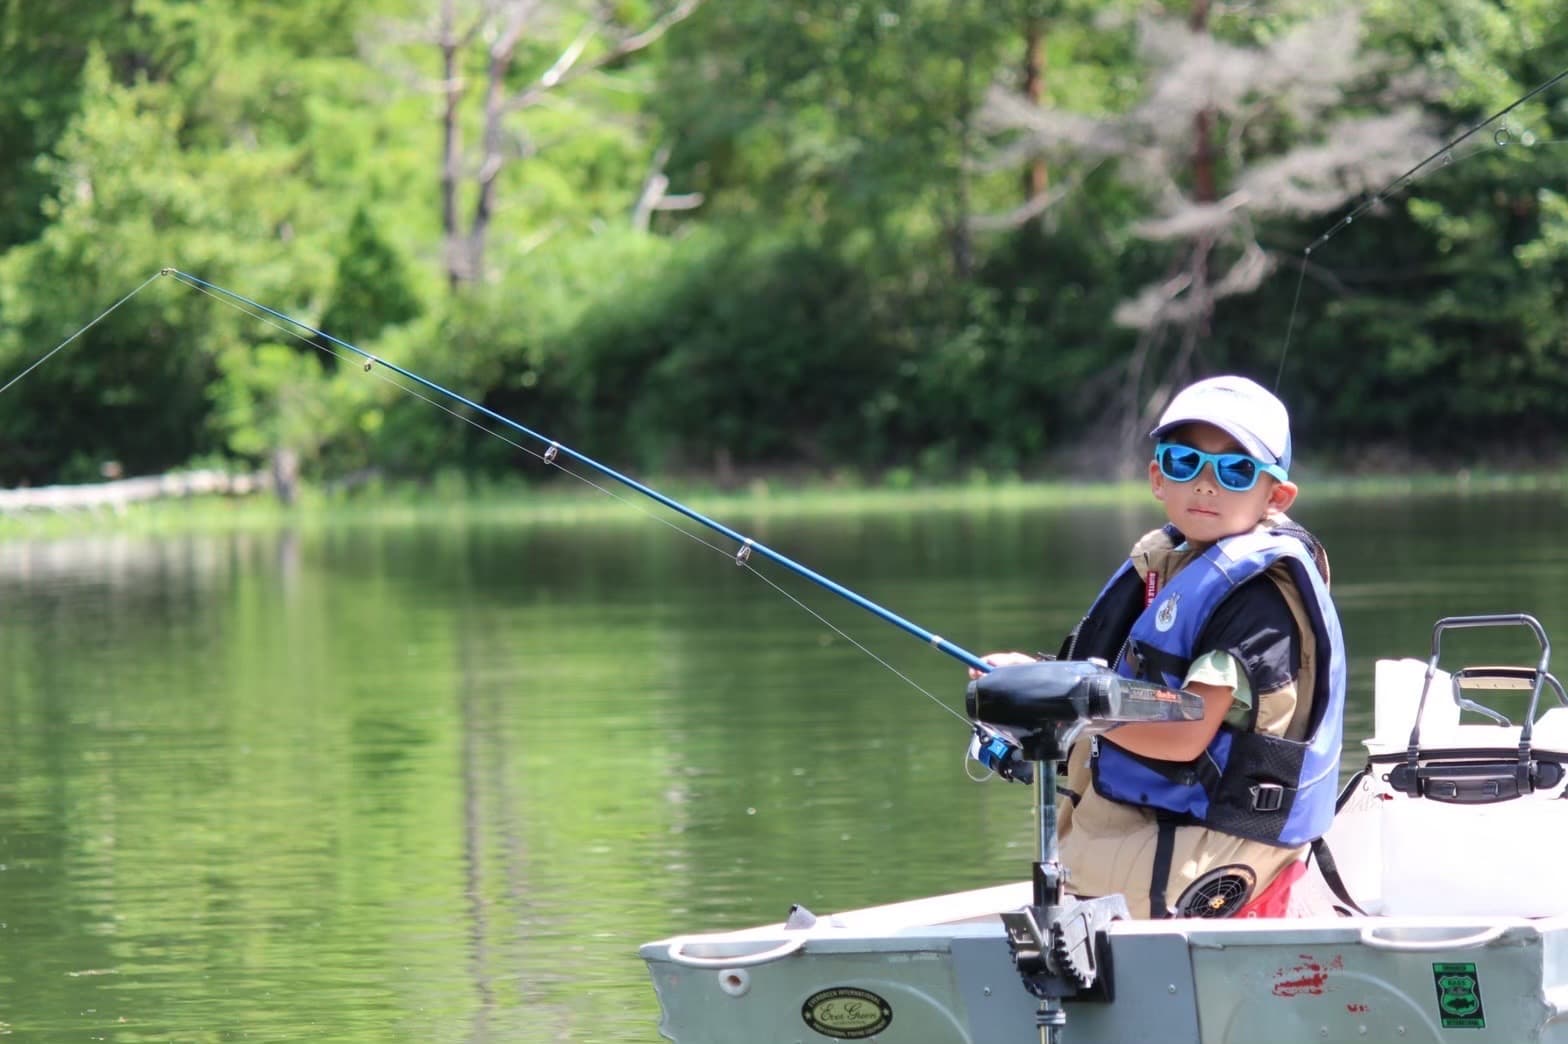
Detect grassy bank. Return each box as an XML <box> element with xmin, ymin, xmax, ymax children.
<box><xmin>0</xmin><ymin>465</ymin><xmax>1565</xmax><ymax>539</ymax></box>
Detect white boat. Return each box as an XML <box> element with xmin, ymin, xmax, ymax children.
<box><xmin>641</xmin><ymin>614</ymin><xmax>1568</xmax><ymax>1042</ymax></box>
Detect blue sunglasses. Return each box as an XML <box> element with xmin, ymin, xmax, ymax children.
<box><xmin>1154</xmin><ymin>441</ymin><xmax>1288</xmax><ymax>492</ymax></box>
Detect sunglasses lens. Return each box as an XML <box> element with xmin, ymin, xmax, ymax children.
<box><xmin>1215</xmin><ymin>455</ymin><xmax>1258</xmax><ymax>491</ymax></box>
<box><xmin>1158</xmin><ymin>443</ymin><xmax>1269</xmax><ymax>490</ymax></box>
<box><xmin>1160</xmin><ymin>445</ymin><xmax>1202</xmax><ymax>481</ymax></box>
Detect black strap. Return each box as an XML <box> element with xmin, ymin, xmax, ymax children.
<box><xmin>1149</xmin><ymin>816</ymin><xmax>1178</xmax><ymax>919</ymax></box>
<box><xmin>1336</xmin><ymin>765</ymin><xmax>1369</xmax><ymax>812</ymax></box>
<box><xmin>1063</xmin><ymin>570</ymin><xmax>1145</xmax><ymax>662</ymax></box>
<box><xmin>1309</xmin><ymin>837</ymin><xmax>1366</xmax><ymax>916</ymax></box>
<box><xmin>1128</xmin><ymin>639</ymin><xmax>1192</xmax><ymax>686</ymax></box>
<box><xmin>1301</xmin><ymin>764</ymin><xmax>1371</xmax><ymax>916</ymax></box>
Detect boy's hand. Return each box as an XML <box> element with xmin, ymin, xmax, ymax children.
<box><xmin>967</xmin><ymin>650</ymin><xmax>1038</xmax><ymax>680</ymax></box>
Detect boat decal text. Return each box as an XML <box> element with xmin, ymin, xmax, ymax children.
<box><xmin>801</xmin><ymin>986</ymin><xmax>893</xmax><ymax>1039</ymax></box>
<box><xmin>1432</xmin><ymin>962</ymin><xmax>1486</xmax><ymax>1029</ymax></box>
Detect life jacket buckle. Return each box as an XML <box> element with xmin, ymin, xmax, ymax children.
<box><xmin>1249</xmin><ymin>782</ymin><xmax>1285</xmax><ymax>812</ymax></box>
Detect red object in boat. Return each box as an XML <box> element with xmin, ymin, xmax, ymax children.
<box><xmin>1238</xmin><ymin>860</ymin><xmax>1307</xmax><ymax>918</ymax></box>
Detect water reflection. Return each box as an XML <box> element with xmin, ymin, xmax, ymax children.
<box><xmin>0</xmin><ymin>491</ymin><xmax>1563</xmax><ymax>1042</ymax></box>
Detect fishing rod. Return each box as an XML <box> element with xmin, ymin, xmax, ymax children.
<box><xmin>4</xmin><ymin>267</ymin><xmax>1046</xmax><ymax>780</ymax></box>
<box><xmin>1275</xmin><ymin>64</ymin><xmax>1568</xmax><ymax>386</ymax></box>
<box><xmin>165</xmin><ymin>269</ymin><xmax>995</xmax><ymax>676</ymax></box>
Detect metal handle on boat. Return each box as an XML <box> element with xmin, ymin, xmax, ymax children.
<box><xmin>1423</xmin><ymin>614</ymin><xmax>1552</xmax><ymax>747</ymax></box>
<box><xmin>663</xmin><ymin>933</ymin><xmax>809</xmax><ymax>968</ymax></box>
<box><xmin>1357</xmin><ymin>924</ymin><xmax>1509</xmax><ymax>952</ymax></box>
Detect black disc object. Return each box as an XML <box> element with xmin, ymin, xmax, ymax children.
<box><xmin>1175</xmin><ymin>864</ymin><xmax>1257</xmax><ymax>918</ymax></box>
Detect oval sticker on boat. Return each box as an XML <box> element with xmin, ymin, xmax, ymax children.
<box><xmin>801</xmin><ymin>986</ymin><xmax>893</xmax><ymax>1039</ymax></box>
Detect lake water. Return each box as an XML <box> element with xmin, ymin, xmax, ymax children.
<box><xmin>1</xmin><ymin>489</ymin><xmax>1563</xmax><ymax>1042</ymax></box>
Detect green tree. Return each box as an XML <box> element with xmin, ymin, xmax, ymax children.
<box><xmin>0</xmin><ymin>0</ymin><xmax>134</xmax><ymax>249</ymax></box>
<box><xmin>318</xmin><ymin>206</ymin><xmax>423</xmax><ymax>361</ymax></box>
<box><xmin>362</xmin><ymin>0</ymin><xmax>704</xmax><ymax>290</ymax></box>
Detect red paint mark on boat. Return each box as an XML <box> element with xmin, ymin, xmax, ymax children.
<box><xmin>1346</xmin><ymin>1003</ymin><xmax>1369</xmax><ymax>1013</ymax></box>
<box><xmin>1271</xmin><ymin>954</ymin><xmax>1343</xmax><ymax>997</ymax></box>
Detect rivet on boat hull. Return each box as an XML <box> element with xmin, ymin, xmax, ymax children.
<box><xmin>717</xmin><ymin>968</ymin><xmax>750</xmax><ymax>997</ymax></box>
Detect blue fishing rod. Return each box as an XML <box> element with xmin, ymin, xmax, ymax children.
<box><xmin>169</xmin><ymin>268</ymin><xmax>996</xmax><ymax>674</ymax></box>
<box><xmin>168</xmin><ymin>272</ymin><xmax>1052</xmax><ymax>779</ymax></box>
<box><xmin>7</xmin><ymin>268</ymin><xmax>1035</xmax><ymax>778</ymax></box>
<box><xmin>6</xmin><ymin>268</ymin><xmax>1053</xmax><ymax>780</ymax></box>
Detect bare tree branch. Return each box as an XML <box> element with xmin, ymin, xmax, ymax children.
<box><xmin>1235</xmin><ymin>110</ymin><xmax>1439</xmax><ymax>217</ymax></box>
<box><xmin>440</xmin><ymin>0</ymin><xmax>474</xmax><ymax>287</ymax></box>
<box><xmin>367</xmin><ymin>0</ymin><xmax>705</xmax><ymax>287</ymax></box>
<box><xmin>507</xmin><ymin>0</ymin><xmax>702</xmax><ymax>113</ymax></box>
<box><xmin>605</xmin><ymin>0</ymin><xmax>702</xmax><ymax>61</ymax></box>
<box><xmin>508</xmin><ymin>22</ymin><xmax>600</xmax><ymax>109</ymax></box>
<box><xmin>977</xmin><ymin>86</ymin><xmax>1124</xmax><ymax>158</ymax></box>
<box><xmin>632</xmin><ymin>143</ymin><xmax>704</xmax><ymax>231</ymax></box>
<box><xmin>968</xmin><ymin>158</ymin><xmax>1109</xmax><ymax>232</ymax></box>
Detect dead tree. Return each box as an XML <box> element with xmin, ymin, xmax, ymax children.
<box><xmin>974</xmin><ymin>5</ymin><xmax>1440</xmax><ymax>453</ymax></box>
<box><xmin>371</xmin><ymin>0</ymin><xmax>704</xmax><ymax>290</ymax></box>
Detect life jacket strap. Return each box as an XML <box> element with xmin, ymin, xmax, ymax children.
<box><xmin>1148</xmin><ymin>815</ymin><xmax>1179</xmax><ymax>919</ymax></box>
<box><xmin>1125</xmin><ymin>639</ymin><xmax>1192</xmax><ymax>686</ymax></box>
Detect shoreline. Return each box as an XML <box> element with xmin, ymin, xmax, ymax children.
<box><xmin>0</xmin><ymin>467</ymin><xmax>1562</xmax><ymax>538</ymax></box>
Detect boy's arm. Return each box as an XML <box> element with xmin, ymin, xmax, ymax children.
<box><xmin>1101</xmin><ymin>680</ymin><xmax>1234</xmax><ymax>762</ymax></box>
<box><xmin>1105</xmin><ymin>575</ymin><xmax>1296</xmax><ymax>761</ymax></box>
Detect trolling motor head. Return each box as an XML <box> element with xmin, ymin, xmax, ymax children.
<box><xmin>967</xmin><ymin>660</ymin><xmax>1205</xmax><ymax>766</ymax></box>
<box><xmin>966</xmin><ymin>661</ymin><xmax>1207</xmax><ymax>1017</ymax></box>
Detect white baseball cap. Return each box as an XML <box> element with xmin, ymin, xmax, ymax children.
<box><xmin>1150</xmin><ymin>375</ymin><xmax>1293</xmax><ymax>471</ymax></box>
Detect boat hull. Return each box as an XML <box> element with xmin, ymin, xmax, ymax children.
<box><xmin>644</xmin><ymin>638</ymin><xmax>1568</xmax><ymax>1042</ymax></box>
<box><xmin>643</xmin><ymin>902</ymin><xmax>1568</xmax><ymax>1043</ymax></box>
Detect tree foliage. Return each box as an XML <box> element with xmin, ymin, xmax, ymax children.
<box><xmin>1</xmin><ymin>0</ymin><xmax>1566</xmax><ymax>487</ymax></box>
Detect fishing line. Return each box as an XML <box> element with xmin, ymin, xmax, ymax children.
<box><xmin>5</xmin><ymin>268</ymin><xmax>977</xmax><ymax>724</ymax></box>
<box><xmin>176</xmin><ymin>271</ymin><xmax>977</xmax><ymax>722</ymax></box>
<box><xmin>1274</xmin><ymin>64</ymin><xmax>1568</xmax><ymax>388</ymax></box>
<box><xmin>736</xmin><ymin>566</ymin><xmax>972</xmax><ymax>726</ymax></box>
<box><xmin>0</xmin><ymin>270</ymin><xmax>164</xmax><ymax>397</ymax></box>
<box><xmin>177</xmin><ymin>272</ymin><xmax>978</xmax><ymax>721</ymax></box>
<box><xmin>176</xmin><ymin>274</ymin><xmax>977</xmax><ymax>721</ymax></box>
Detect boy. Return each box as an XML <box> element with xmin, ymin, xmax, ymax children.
<box><xmin>980</xmin><ymin>375</ymin><xmax>1345</xmax><ymax>918</ymax></box>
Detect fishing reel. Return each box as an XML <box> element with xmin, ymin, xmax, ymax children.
<box><xmin>968</xmin><ymin>726</ymin><xmax>1035</xmax><ymax>784</ymax></box>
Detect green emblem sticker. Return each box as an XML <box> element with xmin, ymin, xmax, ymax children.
<box><xmin>1431</xmin><ymin>962</ymin><xmax>1485</xmax><ymax>1029</ymax></box>
<box><xmin>801</xmin><ymin>987</ymin><xmax>893</xmax><ymax>1039</ymax></box>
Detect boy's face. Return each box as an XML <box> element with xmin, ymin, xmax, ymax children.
<box><xmin>1148</xmin><ymin>422</ymin><xmax>1298</xmax><ymax>544</ymax></box>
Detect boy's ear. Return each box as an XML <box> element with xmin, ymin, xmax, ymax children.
<box><xmin>1267</xmin><ymin>479</ymin><xmax>1298</xmax><ymax>516</ymax></box>
<box><xmin>1148</xmin><ymin>459</ymin><xmax>1166</xmax><ymax>500</ymax></box>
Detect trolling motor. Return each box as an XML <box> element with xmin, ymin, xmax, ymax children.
<box><xmin>966</xmin><ymin>660</ymin><xmax>1205</xmax><ymax>1044</ymax></box>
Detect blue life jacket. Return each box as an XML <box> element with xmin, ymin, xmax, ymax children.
<box><xmin>1086</xmin><ymin>526</ymin><xmax>1346</xmax><ymax>847</ymax></box>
